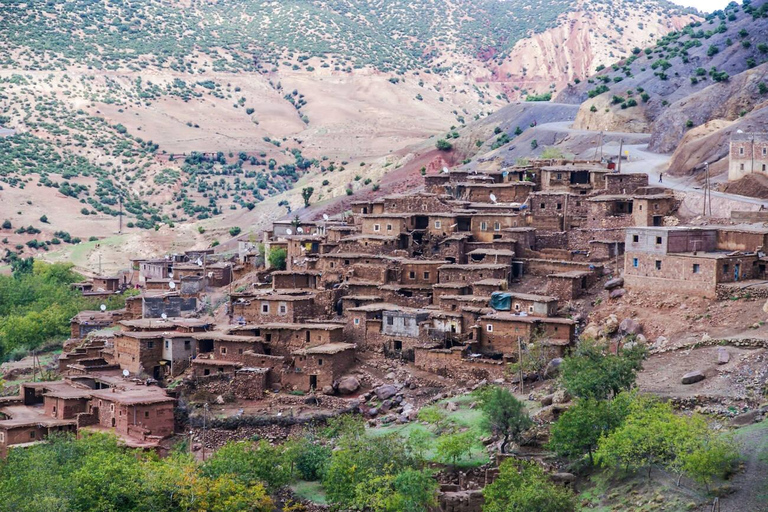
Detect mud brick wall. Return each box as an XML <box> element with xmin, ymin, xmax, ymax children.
<box><xmin>143</xmin><ymin>296</ymin><xmax>197</xmax><ymax>318</ymax></box>
<box><xmin>415</xmin><ymin>349</ymin><xmax>505</xmax><ymax>382</ymax></box>
<box><xmin>525</xmin><ymin>258</ymin><xmax>602</xmax><ymax>277</ymax></box>
<box><xmin>535</xmin><ymin>232</ymin><xmax>568</xmax><ymax>250</ymax></box>
<box><xmin>604</xmin><ymin>173</ymin><xmax>648</xmax><ymax>195</ymax></box>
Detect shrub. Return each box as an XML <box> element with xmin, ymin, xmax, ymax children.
<box><xmin>435</xmin><ymin>139</ymin><xmax>453</xmax><ymax>151</ymax></box>
<box><xmin>229</xmin><ymin>226</ymin><xmax>242</xmax><ymax>237</ymax></box>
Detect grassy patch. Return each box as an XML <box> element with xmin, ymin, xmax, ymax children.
<box><xmin>290</xmin><ymin>480</ymin><xmax>328</xmax><ymax>505</ymax></box>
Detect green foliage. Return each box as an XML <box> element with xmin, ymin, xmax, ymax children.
<box><xmin>759</xmin><ymin>82</ymin><xmax>768</xmax><ymax>95</ymax></box>
<box><xmin>525</xmin><ymin>92</ymin><xmax>552</xmax><ymax>102</ymax></box>
<box><xmin>268</xmin><ymin>247</ymin><xmax>287</xmax><ymax>270</ymax></box>
<box><xmin>351</xmin><ymin>468</ymin><xmax>438</xmax><ymax>512</ymax></box>
<box><xmin>302</xmin><ymin>186</ymin><xmax>314</xmax><ymax>207</ymax></box>
<box><xmin>0</xmin><ymin>432</ymin><xmax>274</xmax><ymax>512</ymax></box>
<box><xmin>202</xmin><ymin>439</ymin><xmax>292</xmax><ymax>492</ymax></box>
<box><xmin>482</xmin><ymin>459</ymin><xmax>576</xmax><ymax>512</ymax></box>
<box><xmin>474</xmin><ymin>386</ymin><xmax>532</xmax><ymax>453</ymax></box>
<box><xmin>559</xmin><ymin>340</ymin><xmax>645</xmax><ymax>400</ymax></box>
<box><xmin>436</xmin><ymin>139</ymin><xmax>453</xmax><ymax>151</ymax></box>
<box><xmin>229</xmin><ymin>226</ymin><xmax>242</xmax><ymax>237</ymax></box>
<box><xmin>548</xmin><ymin>392</ymin><xmax>633</xmax><ymax>464</ymax></box>
<box><xmin>436</xmin><ymin>431</ymin><xmax>475</xmax><ymax>466</ymax></box>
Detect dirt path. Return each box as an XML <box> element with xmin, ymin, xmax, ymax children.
<box><xmin>726</xmin><ymin>420</ymin><xmax>768</xmax><ymax>512</ymax></box>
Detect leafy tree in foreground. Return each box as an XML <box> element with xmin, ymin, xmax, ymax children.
<box><xmin>352</xmin><ymin>468</ymin><xmax>438</xmax><ymax>512</ymax></box>
<box><xmin>301</xmin><ymin>186</ymin><xmax>314</xmax><ymax>207</ymax></box>
<box><xmin>268</xmin><ymin>247</ymin><xmax>287</xmax><ymax>270</ymax></box>
<box><xmin>475</xmin><ymin>386</ymin><xmax>532</xmax><ymax>453</ymax></box>
<box><xmin>202</xmin><ymin>439</ymin><xmax>292</xmax><ymax>492</ymax></box>
<box><xmin>436</xmin><ymin>430</ymin><xmax>474</xmax><ymax>467</ymax></box>
<box><xmin>483</xmin><ymin>459</ymin><xmax>576</xmax><ymax>512</ymax></box>
<box><xmin>548</xmin><ymin>392</ymin><xmax>633</xmax><ymax>465</ymax></box>
<box><xmin>559</xmin><ymin>339</ymin><xmax>646</xmax><ymax>400</ymax></box>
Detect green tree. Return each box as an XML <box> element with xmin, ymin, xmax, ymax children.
<box><xmin>229</xmin><ymin>226</ymin><xmax>242</xmax><ymax>237</ymax></box>
<box><xmin>475</xmin><ymin>386</ymin><xmax>532</xmax><ymax>453</ymax></box>
<box><xmin>436</xmin><ymin>431</ymin><xmax>474</xmax><ymax>466</ymax></box>
<box><xmin>301</xmin><ymin>187</ymin><xmax>314</xmax><ymax>207</ymax></box>
<box><xmin>352</xmin><ymin>468</ymin><xmax>438</xmax><ymax>512</ymax></box>
<box><xmin>548</xmin><ymin>393</ymin><xmax>632</xmax><ymax>464</ymax></box>
<box><xmin>268</xmin><ymin>247</ymin><xmax>287</xmax><ymax>270</ymax></box>
<box><xmin>483</xmin><ymin>459</ymin><xmax>576</xmax><ymax>512</ymax></box>
<box><xmin>436</xmin><ymin>139</ymin><xmax>453</xmax><ymax>151</ymax></box>
<box><xmin>202</xmin><ymin>439</ymin><xmax>291</xmax><ymax>492</ymax></box>
<box><xmin>560</xmin><ymin>340</ymin><xmax>645</xmax><ymax>400</ymax></box>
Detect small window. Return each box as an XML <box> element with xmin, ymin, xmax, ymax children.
<box><xmin>556</xmin><ymin>203</ymin><xmax>562</xmax><ymax>210</ymax></box>
<box><xmin>763</xmin><ymin>164</ymin><xmax>767</xmax><ymax>172</ymax></box>
<box><xmin>540</xmin><ymin>203</ymin><xmax>546</xmax><ymax>209</ymax></box>
<box><xmin>145</xmin><ymin>411</ymin><xmax>150</xmax><ymax>418</ymax></box>
<box><xmin>387</xmin><ymin>316</ymin><xmax>394</xmax><ymax>325</ymax></box>
<box><xmin>763</xmin><ymin>148</ymin><xmax>767</xmax><ymax>156</ymax></box>
<box><xmin>221</xmin><ymin>346</ymin><xmax>227</xmax><ymax>355</ymax></box>
<box><xmin>394</xmin><ymin>340</ymin><xmax>403</xmax><ymax>351</ymax></box>
<box><xmin>723</xmin><ymin>264</ymin><xmax>730</xmax><ymax>273</ymax></box>
<box><xmin>373</xmin><ymin>224</ymin><xmax>381</xmax><ymax>232</ymax></box>
<box><xmin>204</xmin><ymin>369</ymin><xmax>210</xmax><ymax>376</ymax></box>
<box><xmin>434</xmin><ymin>220</ymin><xmax>442</xmax><ymax>229</ymax></box>
<box><xmin>147</xmin><ymin>341</ymin><xmax>154</xmax><ymax>349</ymax></box>
<box><xmin>184</xmin><ymin>340</ymin><xmax>191</xmax><ymax>349</ymax></box>
<box><xmin>632</xmin><ymin>235</ymin><xmax>639</xmax><ymax>243</ymax></box>
<box><xmin>354</xmin><ymin>318</ymin><xmax>360</xmax><ymax>325</ymax></box>
<box><xmin>30</xmin><ymin>431</ymin><xmax>36</xmax><ymax>439</ymax></box>
<box><xmin>655</xmin><ymin>260</ymin><xmax>662</xmax><ymax>270</ymax></box>
<box><xmin>110</xmin><ymin>404</ymin><xmax>115</xmax><ymax>412</ymax></box>
<box><xmin>165</xmin><ymin>340</ymin><xmax>169</xmax><ymax>349</ymax></box>
<box><xmin>514</xmin><ymin>303</ymin><xmax>521</xmax><ymax>311</ymax></box>
<box><xmin>740</xmin><ymin>163</ymin><xmax>745</xmax><ymax>171</ymax></box>
<box><xmin>480</xmin><ymin>221</ymin><xmax>488</xmax><ymax>231</ymax></box>
<box><xmin>693</xmin><ymin>264</ymin><xmax>700</xmax><ymax>274</ymax></box>
<box><xmin>528</xmin><ymin>306</ymin><xmax>534</xmax><ymax>313</ymax></box>
<box><xmin>655</xmin><ymin>237</ymin><xmax>662</xmax><ymax>245</ymax></box>
<box><xmin>654</xmin><ymin>204</ymin><xmax>659</xmax><ymax>210</ymax></box>
<box><xmin>639</xmin><ymin>204</ymin><xmax>643</xmax><ymax>211</ymax></box>
<box><xmin>318</xmin><ymin>358</ymin><xmax>323</xmax><ymax>366</ymax></box>
<box><xmin>0</xmin><ymin>432</ymin><xmax>4</xmax><ymax>443</ymax></box>
<box><xmin>409</xmin><ymin>271</ymin><xmax>416</xmax><ymax>279</ymax></box>
<box><xmin>387</xmin><ymin>224</ymin><xmax>393</xmax><ymax>231</ymax></box>
<box><xmin>486</xmin><ymin>324</ymin><xmax>493</xmax><ymax>332</ymax></box>
<box><xmin>262</xmin><ymin>303</ymin><xmax>269</xmax><ymax>313</ymax></box>
<box><xmin>279</xmin><ymin>303</ymin><xmax>287</xmax><ymax>315</ymax></box>
<box><xmin>345</xmin><ymin>259</ymin><xmax>350</xmax><ymax>265</ymax></box>
<box><xmin>494</xmin><ymin>222</ymin><xmax>500</xmax><ymax>231</ymax></box>
<box><xmin>633</xmin><ymin>258</ymin><xmax>639</xmax><ymax>268</ymax></box>
<box><xmin>423</xmin><ymin>271</ymin><xmax>430</xmax><ymax>279</ymax></box>
<box><xmin>265</xmin><ymin>333</ymin><xmax>272</xmax><ymax>342</ymax></box>
<box><xmin>556</xmin><ymin>173</ymin><xmax>562</xmax><ymax>179</ymax></box>
<box><xmin>739</xmin><ymin>147</ymin><xmax>745</xmax><ymax>155</ymax></box>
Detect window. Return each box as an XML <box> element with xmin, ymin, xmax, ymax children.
<box><xmin>0</xmin><ymin>432</ymin><xmax>4</xmax><ymax>443</ymax></box>
<box><xmin>556</xmin><ymin>173</ymin><xmax>562</xmax><ymax>179</ymax></box>
<box><xmin>486</xmin><ymin>324</ymin><xmax>493</xmax><ymax>332</ymax></box>
<box><xmin>740</xmin><ymin>147</ymin><xmax>745</xmax><ymax>155</ymax></box>
<box><xmin>434</xmin><ymin>220</ymin><xmax>442</xmax><ymax>229</ymax></box>
<box><xmin>514</xmin><ymin>303</ymin><xmax>521</xmax><ymax>311</ymax></box>
<box><xmin>184</xmin><ymin>340</ymin><xmax>191</xmax><ymax>349</ymax></box>
<box><xmin>394</xmin><ymin>340</ymin><xmax>403</xmax><ymax>351</ymax></box>
<box><xmin>423</xmin><ymin>271</ymin><xmax>430</xmax><ymax>279</ymax></box>
<box><xmin>632</xmin><ymin>235</ymin><xmax>639</xmax><ymax>243</ymax></box>
<box><xmin>763</xmin><ymin>148</ymin><xmax>767</xmax><ymax>156</ymax></box>
<box><xmin>409</xmin><ymin>271</ymin><xmax>416</xmax><ymax>279</ymax></box>
<box><xmin>387</xmin><ymin>316</ymin><xmax>394</xmax><ymax>326</ymax></box>
<box><xmin>204</xmin><ymin>369</ymin><xmax>210</xmax><ymax>376</ymax></box>
<box><xmin>147</xmin><ymin>341</ymin><xmax>154</xmax><ymax>349</ymax></box>
<box><xmin>30</xmin><ymin>431</ymin><xmax>36</xmax><ymax>439</ymax></box>
<box><xmin>723</xmin><ymin>264</ymin><xmax>730</xmax><ymax>274</ymax></box>
<box><xmin>238</xmin><ymin>348</ymin><xmax>243</xmax><ymax>355</ymax></box>
<box><xmin>318</xmin><ymin>358</ymin><xmax>323</xmax><ymax>366</ymax></box>
<box><xmin>145</xmin><ymin>411</ymin><xmax>150</xmax><ymax>418</ymax></box>
<box><xmin>740</xmin><ymin>163</ymin><xmax>745</xmax><ymax>171</ymax></box>
<box><xmin>763</xmin><ymin>164</ymin><xmax>767</xmax><ymax>172</ymax></box>
<box><xmin>556</xmin><ymin>203</ymin><xmax>562</xmax><ymax>210</ymax></box>
<box><xmin>480</xmin><ymin>221</ymin><xmax>488</xmax><ymax>231</ymax></box>
<box><xmin>655</xmin><ymin>260</ymin><xmax>662</xmax><ymax>270</ymax></box>
<box><xmin>221</xmin><ymin>346</ymin><xmax>227</xmax><ymax>355</ymax></box>
<box><xmin>655</xmin><ymin>237</ymin><xmax>662</xmax><ymax>245</ymax></box>
<box><xmin>693</xmin><ymin>264</ymin><xmax>700</xmax><ymax>274</ymax></box>
<box><xmin>540</xmin><ymin>203</ymin><xmax>546</xmax><ymax>209</ymax></box>
<box><xmin>110</xmin><ymin>404</ymin><xmax>115</xmax><ymax>412</ymax></box>
<box><xmin>261</xmin><ymin>303</ymin><xmax>270</xmax><ymax>314</ymax></box>
<box><xmin>345</xmin><ymin>259</ymin><xmax>350</xmax><ymax>265</ymax></box>
<box><xmin>373</xmin><ymin>224</ymin><xmax>380</xmax><ymax>232</ymax></box>
<box><xmin>639</xmin><ymin>204</ymin><xmax>643</xmax><ymax>211</ymax></box>
<box><xmin>494</xmin><ymin>222</ymin><xmax>500</xmax><ymax>231</ymax></box>
<box><xmin>387</xmin><ymin>224</ymin><xmax>393</xmax><ymax>231</ymax></box>
<box><xmin>165</xmin><ymin>340</ymin><xmax>169</xmax><ymax>349</ymax></box>
<box><xmin>265</xmin><ymin>333</ymin><xmax>272</xmax><ymax>342</ymax></box>
<box><xmin>354</xmin><ymin>318</ymin><xmax>360</xmax><ymax>325</ymax></box>
<box><xmin>528</xmin><ymin>306</ymin><xmax>534</xmax><ymax>313</ymax></box>
<box><xmin>279</xmin><ymin>303</ymin><xmax>287</xmax><ymax>315</ymax></box>
<box><xmin>633</xmin><ymin>258</ymin><xmax>639</xmax><ymax>268</ymax></box>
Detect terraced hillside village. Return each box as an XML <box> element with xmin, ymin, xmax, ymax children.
<box><xmin>8</xmin><ymin>1</ymin><xmax>768</xmax><ymax>512</ymax></box>
<box><xmin>0</xmin><ymin>0</ymin><xmax>699</xmax><ymax>273</ymax></box>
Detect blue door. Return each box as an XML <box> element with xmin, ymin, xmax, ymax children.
<box><xmin>734</xmin><ymin>264</ymin><xmax>740</xmax><ymax>282</ymax></box>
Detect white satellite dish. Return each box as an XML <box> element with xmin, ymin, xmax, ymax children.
<box><xmin>489</xmin><ymin>193</ymin><xmax>498</xmax><ymax>204</ymax></box>
<box><xmin>442</xmin><ymin>166</ymin><xmax>449</xmax><ymax>173</ymax></box>
<box><xmin>297</xmin><ymin>227</ymin><xmax>304</xmax><ymax>233</ymax></box>
<box><xmin>207</xmin><ymin>272</ymin><xmax>214</xmax><ymax>278</ymax></box>
<box><xmin>169</xmin><ymin>272</ymin><xmax>174</xmax><ymax>279</ymax></box>
<box><xmin>286</xmin><ymin>228</ymin><xmax>293</xmax><ymax>235</ymax></box>
<box><xmin>323</xmin><ymin>214</ymin><xmax>329</xmax><ymax>221</ymax></box>
<box><xmin>169</xmin><ymin>281</ymin><xmax>176</xmax><ymax>289</ymax></box>
<box><xmin>196</xmin><ymin>258</ymin><xmax>203</xmax><ymax>266</ymax></box>
<box><xmin>737</xmin><ymin>129</ymin><xmax>744</xmax><ymax>134</ymax></box>
<box><xmin>122</xmin><ymin>369</ymin><xmax>130</xmax><ymax>377</ymax></box>
<box><xmin>99</xmin><ymin>304</ymin><xmax>107</xmax><ymax>312</ymax></box>
<box><xmin>161</xmin><ymin>313</ymin><xmax>168</xmax><ymax>320</ymax></box>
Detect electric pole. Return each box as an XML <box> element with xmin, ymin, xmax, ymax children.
<box><xmin>118</xmin><ymin>198</ymin><xmax>123</xmax><ymax>233</ymax></box>
<box><xmin>617</xmin><ymin>139</ymin><xmax>624</xmax><ymax>173</ymax></box>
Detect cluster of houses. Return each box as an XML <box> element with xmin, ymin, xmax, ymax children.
<box><xmin>4</xmin><ymin>156</ymin><xmax>768</xmax><ymax>457</ymax></box>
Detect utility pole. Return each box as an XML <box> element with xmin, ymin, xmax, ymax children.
<box><xmin>98</xmin><ymin>253</ymin><xmax>102</xmax><ymax>276</ymax></box>
<box><xmin>617</xmin><ymin>139</ymin><xmax>624</xmax><ymax>173</ymax></box>
<box><xmin>517</xmin><ymin>336</ymin><xmax>524</xmax><ymax>394</ymax></box>
<box><xmin>118</xmin><ymin>198</ymin><xmax>123</xmax><ymax>233</ymax></box>
<box><xmin>202</xmin><ymin>403</ymin><xmax>208</xmax><ymax>461</ymax></box>
<box><xmin>703</xmin><ymin>162</ymin><xmax>711</xmax><ymax>217</ymax></box>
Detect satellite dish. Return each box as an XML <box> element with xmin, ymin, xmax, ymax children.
<box><xmin>196</xmin><ymin>259</ymin><xmax>203</xmax><ymax>266</ymax></box>
<box><xmin>207</xmin><ymin>272</ymin><xmax>214</xmax><ymax>278</ymax></box>
<box><xmin>323</xmin><ymin>214</ymin><xmax>329</xmax><ymax>221</ymax></box>
<box><xmin>489</xmin><ymin>193</ymin><xmax>498</xmax><ymax>204</ymax></box>
<box><xmin>286</xmin><ymin>228</ymin><xmax>293</xmax><ymax>235</ymax></box>
<box><xmin>168</xmin><ymin>272</ymin><xmax>174</xmax><ymax>279</ymax></box>
<box><xmin>297</xmin><ymin>227</ymin><xmax>304</xmax><ymax>233</ymax></box>
<box><xmin>737</xmin><ymin>129</ymin><xmax>744</xmax><ymax>134</ymax></box>
<box><xmin>442</xmin><ymin>166</ymin><xmax>449</xmax><ymax>173</ymax></box>
<box><xmin>122</xmin><ymin>369</ymin><xmax>130</xmax><ymax>377</ymax></box>
<box><xmin>99</xmin><ymin>304</ymin><xmax>107</xmax><ymax>312</ymax></box>
<box><xmin>169</xmin><ymin>281</ymin><xmax>176</xmax><ymax>289</ymax></box>
<box><xmin>161</xmin><ymin>313</ymin><xmax>168</xmax><ymax>320</ymax></box>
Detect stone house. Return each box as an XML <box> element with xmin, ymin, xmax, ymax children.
<box><xmin>728</xmin><ymin>132</ymin><xmax>768</xmax><ymax>181</ymax></box>
<box><xmin>284</xmin><ymin>343</ymin><xmax>356</xmax><ymax>392</ymax></box>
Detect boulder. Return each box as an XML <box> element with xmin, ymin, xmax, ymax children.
<box><xmin>322</xmin><ymin>385</ymin><xmax>335</xmax><ymax>396</ymax></box>
<box><xmin>581</xmin><ymin>323</ymin><xmax>600</xmax><ymax>340</ymax></box>
<box><xmin>375</xmin><ymin>384</ymin><xmax>397</xmax><ymax>400</ymax></box>
<box><xmin>337</xmin><ymin>376</ymin><xmax>361</xmax><ymax>395</ymax></box>
<box><xmin>717</xmin><ymin>347</ymin><xmax>730</xmax><ymax>365</ymax></box>
<box><xmin>655</xmin><ymin>336</ymin><xmax>668</xmax><ymax>347</ymax></box>
<box><xmin>604</xmin><ymin>277</ymin><xmax>624</xmax><ymax>290</ymax></box>
<box><xmin>731</xmin><ymin>410</ymin><xmax>761</xmax><ymax>427</ymax></box>
<box><xmin>681</xmin><ymin>371</ymin><xmax>706</xmax><ymax>385</ymax></box>
<box><xmin>304</xmin><ymin>396</ymin><xmax>320</xmax><ymax>406</ymax></box>
<box><xmin>446</xmin><ymin>401</ymin><xmax>459</xmax><ymax>412</ymax></box>
<box><xmin>540</xmin><ymin>394</ymin><xmax>554</xmax><ymax>407</ymax></box>
<box><xmin>544</xmin><ymin>358</ymin><xmax>563</xmax><ymax>379</ymax></box>
<box><xmin>604</xmin><ymin>315</ymin><xmax>619</xmax><ymax>334</ymax></box>
<box><xmin>215</xmin><ymin>395</ymin><xmax>225</xmax><ymax>405</ymax></box>
<box><xmin>552</xmin><ymin>389</ymin><xmax>571</xmax><ymax>404</ymax></box>
<box><xmin>619</xmin><ymin>318</ymin><xmax>643</xmax><ymax>335</ymax></box>
<box><xmin>636</xmin><ymin>334</ymin><xmax>647</xmax><ymax>344</ymax></box>
<box><xmin>609</xmin><ymin>288</ymin><xmax>626</xmax><ymax>299</ymax></box>
<box><xmin>380</xmin><ymin>399</ymin><xmax>393</xmax><ymax>413</ymax></box>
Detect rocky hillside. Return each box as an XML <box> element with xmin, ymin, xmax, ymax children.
<box><xmin>556</xmin><ymin>0</ymin><xmax>768</xmax><ymax>176</ymax></box>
